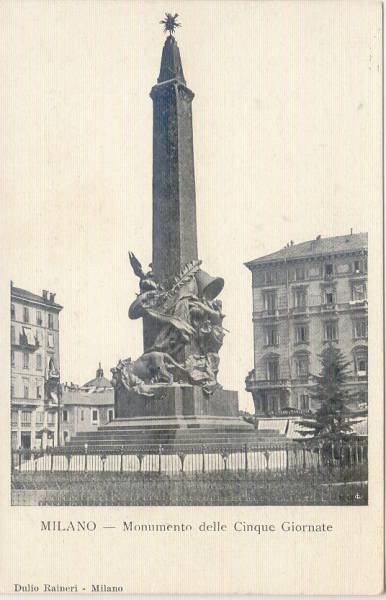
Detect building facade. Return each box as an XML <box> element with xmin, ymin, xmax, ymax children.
<box><xmin>245</xmin><ymin>233</ymin><xmax>368</xmax><ymax>415</ymax></box>
<box><xmin>60</xmin><ymin>364</ymin><xmax>114</xmax><ymax>444</ymax></box>
<box><xmin>10</xmin><ymin>284</ymin><xmax>62</xmax><ymax>449</ymax></box>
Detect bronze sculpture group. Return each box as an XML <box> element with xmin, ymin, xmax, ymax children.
<box><xmin>111</xmin><ymin>253</ymin><xmax>227</xmax><ymax>396</ymax></box>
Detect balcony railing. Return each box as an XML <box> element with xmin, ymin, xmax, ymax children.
<box><xmin>246</xmin><ymin>377</ymin><xmax>290</xmax><ymax>391</ymax></box>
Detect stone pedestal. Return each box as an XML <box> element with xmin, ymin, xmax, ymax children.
<box><xmin>113</xmin><ymin>383</ymin><xmax>253</xmax><ymax>432</ymax></box>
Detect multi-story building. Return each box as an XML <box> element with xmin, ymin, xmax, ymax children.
<box><xmin>10</xmin><ymin>283</ymin><xmax>63</xmax><ymax>449</ymax></box>
<box><xmin>245</xmin><ymin>232</ymin><xmax>368</xmax><ymax>415</ymax></box>
<box><xmin>60</xmin><ymin>364</ymin><xmax>114</xmax><ymax>444</ymax></box>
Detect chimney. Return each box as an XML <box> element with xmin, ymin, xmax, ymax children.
<box><xmin>316</xmin><ymin>234</ymin><xmax>321</xmax><ymax>241</ymax></box>
<box><xmin>350</xmin><ymin>228</ymin><xmax>353</xmax><ymax>235</ymax></box>
<box><xmin>42</xmin><ymin>290</ymin><xmax>48</xmax><ymax>300</ymax></box>
<box><xmin>290</xmin><ymin>240</ymin><xmax>294</xmax><ymax>246</ymax></box>
<box><xmin>49</xmin><ymin>292</ymin><xmax>56</xmax><ymax>303</ymax></box>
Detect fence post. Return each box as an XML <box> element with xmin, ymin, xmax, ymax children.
<box><xmin>302</xmin><ymin>444</ymin><xmax>307</xmax><ymax>470</ymax></box>
<box><xmin>137</xmin><ymin>453</ymin><xmax>144</xmax><ymax>473</ymax></box>
<box><xmin>18</xmin><ymin>450</ymin><xmax>22</xmax><ymax>472</ymax></box>
<box><xmin>244</xmin><ymin>443</ymin><xmax>248</xmax><ymax>473</ymax></box>
<box><xmin>50</xmin><ymin>450</ymin><xmax>54</xmax><ymax>473</ymax></box>
<box><xmin>158</xmin><ymin>445</ymin><xmax>162</xmax><ymax>474</ymax></box>
<box><xmin>349</xmin><ymin>444</ymin><xmax>354</xmax><ymax>467</ymax></box>
<box><xmin>202</xmin><ymin>446</ymin><xmax>205</xmax><ymax>474</ymax></box>
<box><xmin>84</xmin><ymin>444</ymin><xmax>88</xmax><ymax>472</ymax></box>
<box><xmin>178</xmin><ymin>453</ymin><xmax>185</xmax><ymax>473</ymax></box>
<box><xmin>285</xmin><ymin>445</ymin><xmax>289</xmax><ymax>473</ymax></box>
<box><xmin>317</xmin><ymin>444</ymin><xmax>322</xmax><ymax>471</ymax></box>
<box><xmin>264</xmin><ymin>450</ymin><xmax>270</xmax><ymax>472</ymax></box>
<box><xmin>120</xmin><ymin>446</ymin><xmax>124</xmax><ymax>473</ymax></box>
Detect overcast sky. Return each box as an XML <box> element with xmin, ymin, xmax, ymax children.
<box><xmin>1</xmin><ymin>1</ymin><xmax>381</xmax><ymax>411</ymax></box>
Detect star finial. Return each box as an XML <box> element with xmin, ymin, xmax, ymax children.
<box><xmin>160</xmin><ymin>13</ymin><xmax>181</xmax><ymax>37</ymax></box>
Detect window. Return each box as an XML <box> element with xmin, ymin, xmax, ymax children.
<box><xmin>299</xmin><ymin>394</ymin><xmax>309</xmax><ymax>410</ymax></box>
<box><xmin>47</xmin><ymin>412</ymin><xmax>55</xmax><ymax>425</ymax></box>
<box><xmin>80</xmin><ymin>409</ymin><xmax>85</xmax><ymax>421</ymax></box>
<box><xmin>48</xmin><ymin>313</ymin><xmax>54</xmax><ymax>329</ymax></box>
<box><xmin>264</xmin><ymin>271</ymin><xmax>277</xmax><ymax>285</ymax></box>
<box><xmin>92</xmin><ymin>409</ymin><xmax>99</xmax><ymax>423</ymax></box>
<box><xmin>47</xmin><ymin>333</ymin><xmax>54</xmax><ymax>348</ymax></box>
<box><xmin>36</xmin><ymin>411</ymin><xmax>44</xmax><ymax>424</ymax></box>
<box><xmin>267</xmin><ymin>359</ymin><xmax>279</xmax><ymax>382</ymax></box>
<box><xmin>11</xmin><ymin>384</ymin><xmax>14</xmax><ymax>398</ymax></box>
<box><xmin>11</xmin><ymin>350</ymin><xmax>15</xmax><ymax>367</ymax></box>
<box><xmin>354</xmin><ymin>260</ymin><xmax>361</xmax><ymax>274</ymax></box>
<box><xmin>354</xmin><ymin>319</ymin><xmax>368</xmax><ymax>339</ymax></box>
<box><xmin>63</xmin><ymin>431</ymin><xmax>69</xmax><ymax>442</ymax></box>
<box><xmin>23</xmin><ymin>384</ymin><xmax>29</xmax><ymax>399</ymax></box>
<box><xmin>325</xmin><ymin>263</ymin><xmax>333</xmax><ymax>277</ymax></box>
<box><xmin>358</xmin><ymin>390</ymin><xmax>368</xmax><ymax>405</ymax></box>
<box><xmin>265</xmin><ymin>326</ymin><xmax>279</xmax><ymax>346</ymax></box>
<box><xmin>11</xmin><ymin>326</ymin><xmax>16</xmax><ymax>345</ymax></box>
<box><xmin>11</xmin><ymin>304</ymin><xmax>15</xmax><ymax>319</ymax></box>
<box><xmin>357</xmin><ymin>359</ymin><xmax>367</xmax><ymax>376</ymax></box>
<box><xmin>21</xmin><ymin>411</ymin><xmax>31</xmax><ymax>425</ymax></box>
<box><xmin>108</xmin><ymin>409</ymin><xmax>114</xmax><ymax>422</ymax></box>
<box><xmin>23</xmin><ymin>307</ymin><xmax>29</xmax><ymax>323</ymax></box>
<box><xmin>36</xmin><ymin>354</ymin><xmax>42</xmax><ymax>370</ymax></box>
<box><xmin>352</xmin><ymin>283</ymin><xmax>367</xmax><ymax>301</ymax></box>
<box><xmin>294</xmin><ymin>288</ymin><xmax>307</xmax><ymax>308</ymax></box>
<box><xmin>324</xmin><ymin>321</ymin><xmax>338</xmax><ymax>341</ymax></box>
<box><xmin>36</xmin><ymin>311</ymin><xmax>42</xmax><ymax>326</ymax></box>
<box><xmin>11</xmin><ymin>411</ymin><xmax>18</xmax><ymax>427</ymax></box>
<box><xmin>295</xmin><ymin>324</ymin><xmax>309</xmax><ymax>343</ymax></box>
<box><xmin>295</xmin><ymin>356</ymin><xmax>309</xmax><ymax>378</ymax></box>
<box><xmin>23</xmin><ymin>351</ymin><xmax>29</xmax><ymax>369</ymax></box>
<box><xmin>263</xmin><ymin>291</ymin><xmax>277</xmax><ymax>314</ymax></box>
<box><xmin>62</xmin><ymin>410</ymin><xmax>68</xmax><ymax>423</ymax></box>
<box><xmin>36</xmin><ymin>386</ymin><xmax>41</xmax><ymax>399</ymax></box>
<box><xmin>11</xmin><ymin>432</ymin><xmax>17</xmax><ymax>449</ymax></box>
<box><xmin>295</xmin><ymin>266</ymin><xmax>305</xmax><ymax>281</ymax></box>
<box><xmin>325</xmin><ymin>291</ymin><xmax>335</xmax><ymax>305</ymax></box>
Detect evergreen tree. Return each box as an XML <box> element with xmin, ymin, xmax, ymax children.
<box><xmin>297</xmin><ymin>344</ymin><xmax>359</xmax><ymax>440</ymax></box>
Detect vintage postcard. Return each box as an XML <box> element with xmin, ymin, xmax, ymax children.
<box><xmin>0</xmin><ymin>0</ymin><xmax>383</xmax><ymax>595</ymax></box>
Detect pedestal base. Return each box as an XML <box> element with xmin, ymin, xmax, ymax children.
<box><xmin>115</xmin><ymin>383</ymin><xmax>242</xmax><ymax>420</ymax></box>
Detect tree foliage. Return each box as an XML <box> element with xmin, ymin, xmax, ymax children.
<box><xmin>297</xmin><ymin>344</ymin><xmax>359</xmax><ymax>440</ymax></box>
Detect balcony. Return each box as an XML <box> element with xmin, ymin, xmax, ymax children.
<box><xmin>12</xmin><ymin>327</ymin><xmax>39</xmax><ymax>352</ymax></box>
<box><xmin>320</xmin><ymin>303</ymin><xmax>338</xmax><ymax>314</ymax></box>
<box><xmin>245</xmin><ymin>374</ymin><xmax>290</xmax><ymax>392</ymax></box>
<box><xmin>348</xmin><ymin>299</ymin><xmax>368</xmax><ymax>309</ymax></box>
<box><xmin>290</xmin><ymin>305</ymin><xmax>309</xmax><ymax>317</ymax></box>
<box><xmin>253</xmin><ymin>308</ymin><xmax>287</xmax><ymax>320</ymax></box>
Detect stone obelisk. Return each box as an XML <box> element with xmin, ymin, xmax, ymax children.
<box><xmin>150</xmin><ymin>34</ymin><xmax>198</xmax><ymax>284</ymax></box>
<box><xmin>67</xmin><ymin>18</ymin><xmax>256</xmax><ymax>449</ymax></box>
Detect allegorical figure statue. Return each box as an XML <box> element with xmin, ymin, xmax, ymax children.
<box><xmin>111</xmin><ymin>252</ymin><xmax>227</xmax><ymax>395</ymax></box>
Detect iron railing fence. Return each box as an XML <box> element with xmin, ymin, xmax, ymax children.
<box><xmin>11</xmin><ymin>440</ymin><xmax>368</xmax><ymax>476</ymax></box>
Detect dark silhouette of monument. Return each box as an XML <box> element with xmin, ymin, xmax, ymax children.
<box><xmin>68</xmin><ymin>16</ymin><xmax>263</xmax><ymax>448</ymax></box>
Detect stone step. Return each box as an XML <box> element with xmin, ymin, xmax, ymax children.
<box><xmin>69</xmin><ymin>431</ymin><xmax>279</xmax><ymax>441</ymax></box>
<box><xmin>66</xmin><ymin>434</ymin><xmax>286</xmax><ymax>449</ymax></box>
<box><xmin>71</xmin><ymin>427</ymin><xmax>279</xmax><ymax>438</ymax></box>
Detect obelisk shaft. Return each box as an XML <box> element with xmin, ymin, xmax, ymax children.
<box><xmin>150</xmin><ymin>36</ymin><xmax>198</xmax><ymax>285</ymax></box>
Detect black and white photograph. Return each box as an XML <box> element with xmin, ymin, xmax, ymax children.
<box><xmin>5</xmin><ymin>3</ymin><xmax>377</xmax><ymax>510</ymax></box>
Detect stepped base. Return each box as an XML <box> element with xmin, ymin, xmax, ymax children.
<box><xmin>66</xmin><ymin>385</ymin><xmax>287</xmax><ymax>449</ymax></box>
